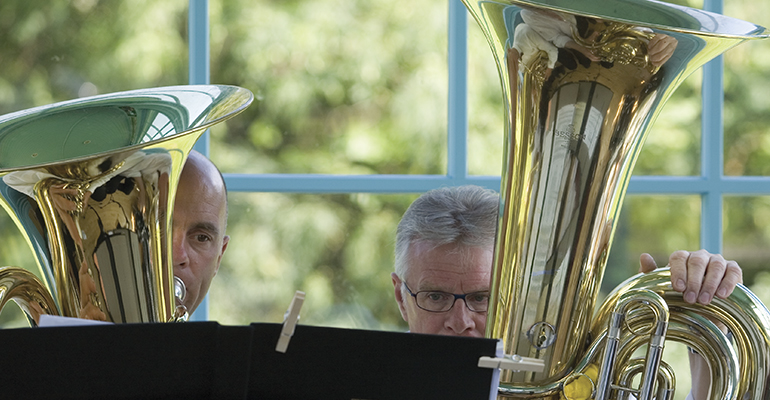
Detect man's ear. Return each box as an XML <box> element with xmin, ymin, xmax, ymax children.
<box><xmin>214</xmin><ymin>235</ymin><xmax>230</xmax><ymax>275</ymax></box>
<box><xmin>221</xmin><ymin>235</ymin><xmax>230</xmax><ymax>254</ymax></box>
<box><xmin>391</xmin><ymin>272</ymin><xmax>409</xmax><ymax>322</ymax></box>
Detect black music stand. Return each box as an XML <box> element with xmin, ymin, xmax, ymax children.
<box><xmin>0</xmin><ymin>322</ymin><xmax>500</xmax><ymax>400</ymax></box>
<box><xmin>1</xmin><ymin>322</ymin><xmax>252</xmax><ymax>399</ymax></box>
<box><xmin>248</xmin><ymin>323</ymin><xmax>500</xmax><ymax>399</ymax></box>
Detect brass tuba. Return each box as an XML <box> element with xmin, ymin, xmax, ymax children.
<box><xmin>459</xmin><ymin>0</ymin><xmax>770</xmax><ymax>397</ymax></box>
<box><xmin>0</xmin><ymin>85</ymin><xmax>252</xmax><ymax>325</ymax></box>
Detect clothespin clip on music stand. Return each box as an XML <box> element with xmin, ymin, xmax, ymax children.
<box><xmin>275</xmin><ymin>290</ymin><xmax>305</xmax><ymax>353</ymax></box>
<box><xmin>478</xmin><ymin>354</ymin><xmax>545</xmax><ymax>373</ymax></box>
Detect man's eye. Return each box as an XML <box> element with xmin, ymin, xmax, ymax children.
<box><xmin>195</xmin><ymin>234</ymin><xmax>212</xmax><ymax>243</ymax></box>
<box><xmin>468</xmin><ymin>293</ymin><xmax>490</xmax><ymax>303</ymax></box>
<box><xmin>425</xmin><ymin>292</ymin><xmax>450</xmax><ymax>302</ymax></box>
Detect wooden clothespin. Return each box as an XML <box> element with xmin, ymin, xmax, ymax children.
<box><xmin>275</xmin><ymin>290</ymin><xmax>305</xmax><ymax>353</ymax></box>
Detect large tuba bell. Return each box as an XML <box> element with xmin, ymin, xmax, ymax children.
<box><xmin>460</xmin><ymin>0</ymin><xmax>770</xmax><ymax>398</ymax></box>
<box><xmin>0</xmin><ymin>85</ymin><xmax>252</xmax><ymax>325</ymax></box>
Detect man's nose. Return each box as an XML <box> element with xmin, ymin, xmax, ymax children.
<box><xmin>445</xmin><ymin>298</ymin><xmax>476</xmax><ymax>334</ymax></box>
<box><xmin>172</xmin><ymin>233</ymin><xmax>188</xmax><ymax>266</ymax></box>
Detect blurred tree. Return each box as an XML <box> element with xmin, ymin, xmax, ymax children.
<box><xmin>0</xmin><ymin>0</ymin><xmax>188</xmax><ymax>113</ymax></box>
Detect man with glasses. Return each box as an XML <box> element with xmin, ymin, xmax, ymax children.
<box><xmin>390</xmin><ymin>185</ymin><xmax>739</xmax><ymax>399</ymax></box>
<box><xmin>390</xmin><ymin>184</ymin><xmax>742</xmax><ymax>337</ymax></box>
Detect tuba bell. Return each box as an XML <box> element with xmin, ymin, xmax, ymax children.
<box><xmin>459</xmin><ymin>0</ymin><xmax>770</xmax><ymax>398</ymax></box>
<box><xmin>0</xmin><ymin>85</ymin><xmax>253</xmax><ymax>325</ymax></box>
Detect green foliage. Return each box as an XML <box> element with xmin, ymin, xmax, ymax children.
<box><xmin>604</xmin><ymin>195</ymin><xmax>701</xmax><ymax>292</ymax></box>
<box><xmin>206</xmin><ymin>0</ymin><xmax>449</xmax><ymax>176</ymax></box>
<box><xmin>0</xmin><ymin>0</ymin><xmax>188</xmax><ymax>113</ymax></box>
<box><xmin>208</xmin><ymin>192</ymin><xmax>413</xmax><ymax>329</ymax></box>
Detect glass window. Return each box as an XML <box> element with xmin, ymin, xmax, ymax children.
<box><xmin>724</xmin><ymin>196</ymin><xmax>770</xmax><ymax>306</ymax></box>
<box><xmin>209</xmin><ymin>192</ymin><xmax>413</xmax><ymax>331</ymax></box>
<box><xmin>604</xmin><ymin>195</ymin><xmax>701</xmax><ymax>292</ymax></box>
<box><xmin>467</xmin><ymin>23</ymin><xmax>504</xmax><ymax>177</ymax></box>
<box><xmin>0</xmin><ymin>1</ymin><xmax>187</xmax><ymax>113</ymax></box>
<box><xmin>208</xmin><ymin>0</ymin><xmax>449</xmax><ymax>176</ymax></box>
<box><xmin>724</xmin><ymin>1</ymin><xmax>770</xmax><ymax>177</ymax></box>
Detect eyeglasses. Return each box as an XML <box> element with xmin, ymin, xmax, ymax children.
<box><xmin>403</xmin><ymin>282</ymin><xmax>489</xmax><ymax>313</ymax></box>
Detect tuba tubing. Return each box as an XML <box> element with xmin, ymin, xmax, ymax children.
<box><xmin>0</xmin><ymin>267</ymin><xmax>57</xmax><ymax>326</ymax></box>
<box><xmin>592</xmin><ymin>268</ymin><xmax>770</xmax><ymax>399</ymax></box>
<box><xmin>497</xmin><ymin>268</ymin><xmax>769</xmax><ymax>399</ymax></box>
<box><xmin>595</xmin><ymin>288</ymin><xmax>670</xmax><ymax>400</ymax></box>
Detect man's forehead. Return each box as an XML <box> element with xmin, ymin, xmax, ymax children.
<box><xmin>174</xmin><ymin>177</ymin><xmax>227</xmax><ymax>228</ymax></box>
<box><xmin>407</xmin><ymin>241</ymin><xmax>492</xmax><ymax>289</ymax></box>
<box><xmin>415</xmin><ymin>264</ymin><xmax>490</xmax><ymax>281</ymax></box>
<box><xmin>174</xmin><ymin>197</ymin><xmax>225</xmax><ymax>233</ymax></box>
<box><xmin>409</xmin><ymin>241</ymin><xmax>492</xmax><ymax>267</ymax></box>
<box><xmin>190</xmin><ymin>220</ymin><xmax>221</xmax><ymax>236</ymax></box>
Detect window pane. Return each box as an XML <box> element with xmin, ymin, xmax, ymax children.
<box><xmin>724</xmin><ymin>196</ymin><xmax>770</xmax><ymax>305</ymax></box>
<box><xmin>467</xmin><ymin>17</ymin><xmax>504</xmax><ymax>177</ymax></box>
<box><xmin>208</xmin><ymin>0</ymin><xmax>448</xmax><ymax>176</ymax></box>
<box><xmin>209</xmin><ymin>192</ymin><xmax>416</xmax><ymax>330</ymax></box>
<box><xmin>211</xmin><ymin>192</ymin><xmax>713</xmax><ymax>329</ymax></box>
<box><xmin>723</xmin><ymin>1</ymin><xmax>770</xmax><ymax>177</ymax></box>
<box><xmin>603</xmin><ymin>195</ymin><xmax>700</xmax><ymax>293</ymax></box>
<box><xmin>635</xmin><ymin>73</ymin><xmax>702</xmax><ymax>176</ymax></box>
<box><xmin>0</xmin><ymin>1</ymin><xmax>188</xmax><ymax>114</ymax></box>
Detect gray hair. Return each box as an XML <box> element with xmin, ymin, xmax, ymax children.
<box><xmin>394</xmin><ymin>185</ymin><xmax>499</xmax><ymax>280</ymax></box>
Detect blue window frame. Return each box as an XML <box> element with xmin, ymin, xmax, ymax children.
<box><xmin>186</xmin><ymin>0</ymin><xmax>770</xmax><ymax>320</ymax></box>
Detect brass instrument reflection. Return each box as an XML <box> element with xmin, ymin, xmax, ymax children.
<box><xmin>4</xmin><ymin>151</ymin><xmax>175</xmax><ymax>323</ymax></box>
<box><xmin>508</xmin><ymin>8</ymin><xmax>678</xmax><ymax>85</ymax></box>
<box><xmin>0</xmin><ymin>85</ymin><xmax>253</xmax><ymax>326</ymax></box>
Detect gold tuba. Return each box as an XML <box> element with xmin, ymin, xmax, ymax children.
<box><xmin>0</xmin><ymin>85</ymin><xmax>252</xmax><ymax>325</ymax></box>
<box><xmin>459</xmin><ymin>0</ymin><xmax>770</xmax><ymax>397</ymax></box>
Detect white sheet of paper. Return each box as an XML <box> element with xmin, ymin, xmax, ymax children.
<box><xmin>38</xmin><ymin>315</ymin><xmax>113</xmax><ymax>327</ymax></box>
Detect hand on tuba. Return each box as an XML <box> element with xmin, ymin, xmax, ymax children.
<box><xmin>639</xmin><ymin>249</ymin><xmax>743</xmax><ymax>305</ymax></box>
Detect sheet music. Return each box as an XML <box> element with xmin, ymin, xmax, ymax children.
<box><xmin>38</xmin><ymin>315</ymin><xmax>113</xmax><ymax>327</ymax></box>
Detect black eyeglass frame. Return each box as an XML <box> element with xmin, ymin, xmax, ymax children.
<box><xmin>402</xmin><ymin>282</ymin><xmax>489</xmax><ymax>313</ymax></box>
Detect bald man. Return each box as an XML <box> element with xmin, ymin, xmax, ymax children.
<box><xmin>172</xmin><ymin>150</ymin><xmax>230</xmax><ymax>315</ymax></box>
